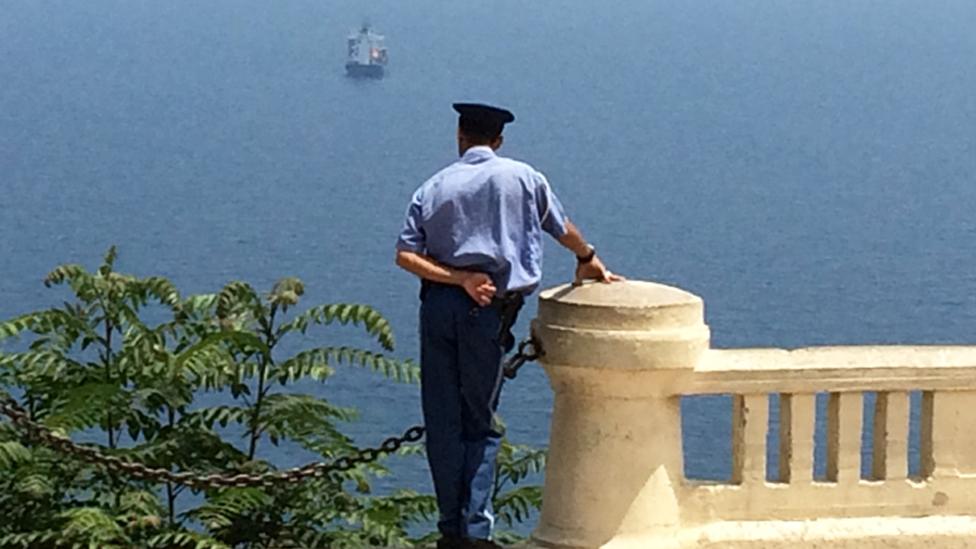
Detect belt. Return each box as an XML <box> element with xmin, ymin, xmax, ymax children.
<box><xmin>420</xmin><ymin>279</ymin><xmax>524</xmax><ymax>306</ymax></box>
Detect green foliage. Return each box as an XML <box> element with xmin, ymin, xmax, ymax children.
<box><xmin>492</xmin><ymin>439</ymin><xmax>547</xmax><ymax>539</ymax></box>
<box><xmin>0</xmin><ymin>248</ymin><xmax>544</xmax><ymax>547</ymax></box>
<box><xmin>0</xmin><ymin>440</ymin><xmax>31</xmax><ymax>468</ymax></box>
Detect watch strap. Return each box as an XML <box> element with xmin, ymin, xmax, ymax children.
<box><xmin>576</xmin><ymin>245</ymin><xmax>596</xmax><ymax>264</ymax></box>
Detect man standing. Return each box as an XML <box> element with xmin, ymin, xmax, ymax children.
<box><xmin>395</xmin><ymin>103</ymin><xmax>621</xmax><ymax>548</ymax></box>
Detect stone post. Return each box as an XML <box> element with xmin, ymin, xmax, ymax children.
<box><xmin>525</xmin><ymin>281</ymin><xmax>709</xmax><ymax>549</ymax></box>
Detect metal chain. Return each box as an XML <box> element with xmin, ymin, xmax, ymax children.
<box><xmin>0</xmin><ymin>336</ymin><xmax>542</xmax><ymax>489</ymax></box>
<box><xmin>0</xmin><ymin>394</ymin><xmax>425</xmax><ymax>489</ymax></box>
<box><xmin>503</xmin><ymin>337</ymin><xmax>544</xmax><ymax>380</ymax></box>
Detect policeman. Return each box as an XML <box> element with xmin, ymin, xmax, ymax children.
<box><xmin>395</xmin><ymin>103</ymin><xmax>621</xmax><ymax>549</ymax></box>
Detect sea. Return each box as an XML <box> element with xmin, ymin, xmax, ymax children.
<box><xmin>2</xmin><ymin>0</ymin><xmax>975</xmax><ymax>521</ymax></box>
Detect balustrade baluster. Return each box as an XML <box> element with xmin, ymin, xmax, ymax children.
<box><xmin>919</xmin><ymin>391</ymin><xmax>934</xmax><ymax>479</ymax></box>
<box><xmin>732</xmin><ymin>394</ymin><xmax>769</xmax><ymax>484</ymax></box>
<box><xmin>777</xmin><ymin>394</ymin><xmax>792</xmax><ymax>482</ymax></box>
<box><xmin>887</xmin><ymin>392</ymin><xmax>910</xmax><ymax>480</ymax></box>
<box><xmin>790</xmin><ymin>394</ymin><xmax>816</xmax><ymax>483</ymax></box>
<box><xmin>829</xmin><ymin>392</ymin><xmax>863</xmax><ymax>483</ymax></box>
<box><xmin>931</xmin><ymin>391</ymin><xmax>976</xmax><ymax>478</ymax></box>
<box><xmin>870</xmin><ymin>391</ymin><xmax>910</xmax><ymax>480</ymax></box>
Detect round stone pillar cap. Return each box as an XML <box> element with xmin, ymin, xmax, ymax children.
<box><xmin>538</xmin><ymin>280</ymin><xmax>705</xmax><ymax>331</ymax></box>
<box><xmin>533</xmin><ymin>280</ymin><xmax>710</xmax><ymax>370</ymax></box>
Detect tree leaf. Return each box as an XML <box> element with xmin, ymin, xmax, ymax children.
<box><xmin>0</xmin><ymin>440</ymin><xmax>31</xmax><ymax>468</ymax></box>
<box><xmin>276</xmin><ymin>347</ymin><xmax>418</xmax><ymax>384</ymax></box>
<box><xmin>276</xmin><ymin>303</ymin><xmax>397</xmax><ymax>351</ymax></box>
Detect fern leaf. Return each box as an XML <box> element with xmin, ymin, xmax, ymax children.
<box><xmin>177</xmin><ymin>330</ymin><xmax>268</xmax><ymax>366</ymax></box>
<box><xmin>276</xmin><ymin>303</ymin><xmax>396</xmax><ymax>351</ymax></box>
<box><xmin>215</xmin><ymin>281</ymin><xmax>264</xmax><ymax>321</ymax></box>
<box><xmin>260</xmin><ymin>393</ymin><xmax>357</xmax><ymax>427</ymax></box>
<box><xmin>182</xmin><ymin>487</ymin><xmax>274</xmax><ymax>530</ymax></box>
<box><xmin>43</xmin><ymin>263</ymin><xmax>89</xmax><ymax>288</ymax></box>
<box><xmin>147</xmin><ymin>531</ymin><xmax>231</xmax><ymax>549</ymax></box>
<box><xmin>493</xmin><ymin>485</ymin><xmax>543</xmax><ymax>527</ymax></box>
<box><xmin>119</xmin><ymin>489</ymin><xmax>166</xmax><ymax>523</ymax></box>
<box><xmin>13</xmin><ymin>472</ymin><xmax>54</xmax><ymax>499</ymax></box>
<box><xmin>43</xmin><ymin>382</ymin><xmax>125</xmax><ymax>432</ymax></box>
<box><xmin>175</xmin><ymin>293</ymin><xmax>219</xmax><ymax>322</ymax></box>
<box><xmin>498</xmin><ymin>445</ymin><xmax>548</xmax><ymax>486</ymax></box>
<box><xmin>276</xmin><ymin>346</ymin><xmax>418</xmax><ymax>384</ymax></box>
<box><xmin>140</xmin><ymin>276</ymin><xmax>182</xmax><ymax>307</ymax></box>
<box><xmin>257</xmin><ymin>394</ymin><xmax>359</xmax><ymax>453</ymax></box>
<box><xmin>59</xmin><ymin>506</ymin><xmax>129</xmax><ymax>545</ymax></box>
<box><xmin>0</xmin><ymin>314</ymin><xmax>36</xmax><ymax>340</ymax></box>
<box><xmin>101</xmin><ymin>245</ymin><xmax>119</xmax><ymax>273</ymax></box>
<box><xmin>183</xmin><ymin>405</ymin><xmax>251</xmax><ymax>430</ymax></box>
<box><xmin>0</xmin><ymin>441</ymin><xmax>31</xmax><ymax>468</ymax></box>
<box><xmin>0</xmin><ymin>531</ymin><xmax>62</xmax><ymax>548</ymax></box>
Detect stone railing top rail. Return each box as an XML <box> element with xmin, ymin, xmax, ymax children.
<box><xmin>702</xmin><ymin>346</ymin><xmax>976</xmax><ymax>370</ymax></box>
<box><xmin>689</xmin><ymin>346</ymin><xmax>976</xmax><ymax>393</ymax></box>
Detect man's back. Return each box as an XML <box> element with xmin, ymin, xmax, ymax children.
<box><xmin>397</xmin><ymin>145</ymin><xmax>567</xmax><ymax>294</ymax></box>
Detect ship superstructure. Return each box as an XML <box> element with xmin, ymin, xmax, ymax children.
<box><xmin>346</xmin><ymin>24</ymin><xmax>387</xmax><ymax>78</ymax></box>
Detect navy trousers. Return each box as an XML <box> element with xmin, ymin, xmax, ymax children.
<box><xmin>420</xmin><ymin>284</ymin><xmax>506</xmax><ymax>540</ymax></box>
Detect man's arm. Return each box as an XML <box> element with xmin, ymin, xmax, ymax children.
<box><xmin>556</xmin><ymin>220</ymin><xmax>624</xmax><ymax>285</ymax></box>
<box><xmin>395</xmin><ymin>184</ymin><xmax>502</xmax><ymax>305</ymax></box>
<box><xmin>395</xmin><ymin>250</ymin><xmax>496</xmax><ymax>306</ymax></box>
<box><xmin>533</xmin><ymin>172</ymin><xmax>622</xmax><ymax>286</ymax></box>
<box><xmin>555</xmin><ymin>220</ymin><xmax>593</xmax><ymax>258</ymax></box>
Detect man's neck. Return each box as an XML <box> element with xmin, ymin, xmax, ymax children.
<box><xmin>459</xmin><ymin>145</ymin><xmax>497</xmax><ymax>162</ymax></box>
<box><xmin>459</xmin><ymin>143</ymin><xmax>494</xmax><ymax>156</ymax></box>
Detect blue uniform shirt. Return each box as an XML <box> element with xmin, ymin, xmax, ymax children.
<box><xmin>396</xmin><ymin>146</ymin><xmax>570</xmax><ymax>294</ymax></box>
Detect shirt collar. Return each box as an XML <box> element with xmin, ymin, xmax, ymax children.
<box><xmin>461</xmin><ymin>146</ymin><xmax>496</xmax><ymax>164</ymax></box>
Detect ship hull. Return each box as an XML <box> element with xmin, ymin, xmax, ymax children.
<box><xmin>345</xmin><ymin>63</ymin><xmax>384</xmax><ymax>78</ymax></box>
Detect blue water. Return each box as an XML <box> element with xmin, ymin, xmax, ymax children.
<box><xmin>2</xmin><ymin>0</ymin><xmax>975</xmax><ymax>500</ymax></box>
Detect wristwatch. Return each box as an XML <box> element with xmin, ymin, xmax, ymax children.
<box><xmin>576</xmin><ymin>244</ymin><xmax>596</xmax><ymax>264</ymax></box>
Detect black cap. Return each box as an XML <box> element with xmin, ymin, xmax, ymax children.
<box><xmin>453</xmin><ymin>103</ymin><xmax>515</xmax><ymax>139</ymax></box>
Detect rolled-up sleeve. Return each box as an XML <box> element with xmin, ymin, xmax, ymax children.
<box><xmin>534</xmin><ymin>172</ymin><xmax>569</xmax><ymax>239</ymax></box>
<box><xmin>395</xmin><ymin>188</ymin><xmax>426</xmax><ymax>253</ymax></box>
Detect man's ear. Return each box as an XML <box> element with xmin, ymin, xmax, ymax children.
<box><xmin>491</xmin><ymin>135</ymin><xmax>504</xmax><ymax>150</ymax></box>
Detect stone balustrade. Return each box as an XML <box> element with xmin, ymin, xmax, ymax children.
<box><xmin>520</xmin><ymin>280</ymin><xmax>976</xmax><ymax>549</ymax></box>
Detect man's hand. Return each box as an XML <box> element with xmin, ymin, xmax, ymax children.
<box><xmin>460</xmin><ymin>272</ymin><xmax>496</xmax><ymax>306</ymax></box>
<box><xmin>574</xmin><ymin>255</ymin><xmax>625</xmax><ymax>286</ymax></box>
<box><xmin>394</xmin><ymin>251</ymin><xmax>497</xmax><ymax>306</ymax></box>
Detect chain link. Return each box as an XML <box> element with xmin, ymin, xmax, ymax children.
<box><xmin>503</xmin><ymin>337</ymin><xmax>544</xmax><ymax>380</ymax></box>
<box><xmin>0</xmin><ymin>336</ymin><xmax>542</xmax><ymax>489</ymax></box>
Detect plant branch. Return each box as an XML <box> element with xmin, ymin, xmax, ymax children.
<box><xmin>247</xmin><ymin>305</ymin><xmax>277</xmax><ymax>460</ymax></box>
<box><xmin>166</xmin><ymin>404</ymin><xmax>176</xmax><ymax>526</ymax></box>
<box><xmin>104</xmin><ymin>314</ymin><xmax>116</xmax><ymax>450</ymax></box>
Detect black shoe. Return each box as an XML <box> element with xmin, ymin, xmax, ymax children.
<box><xmin>463</xmin><ymin>539</ymin><xmax>502</xmax><ymax>549</ymax></box>
<box><xmin>436</xmin><ymin>535</ymin><xmax>464</xmax><ymax>549</ymax></box>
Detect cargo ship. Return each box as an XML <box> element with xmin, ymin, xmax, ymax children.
<box><xmin>346</xmin><ymin>24</ymin><xmax>387</xmax><ymax>78</ymax></box>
